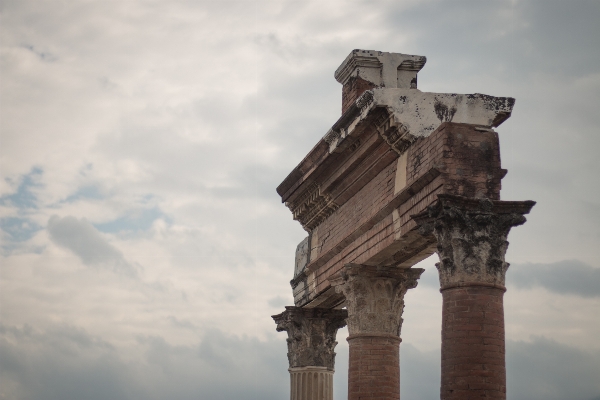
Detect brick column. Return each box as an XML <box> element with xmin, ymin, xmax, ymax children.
<box><xmin>414</xmin><ymin>194</ymin><xmax>535</xmax><ymax>400</ymax></box>
<box><xmin>330</xmin><ymin>264</ymin><xmax>423</xmax><ymax>400</ymax></box>
<box><xmin>272</xmin><ymin>307</ymin><xmax>347</xmax><ymax>400</ymax></box>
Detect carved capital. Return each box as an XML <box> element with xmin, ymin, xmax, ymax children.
<box><xmin>272</xmin><ymin>307</ymin><xmax>347</xmax><ymax>370</ymax></box>
<box><xmin>330</xmin><ymin>264</ymin><xmax>423</xmax><ymax>336</ymax></box>
<box><xmin>413</xmin><ymin>194</ymin><xmax>535</xmax><ymax>289</ymax></box>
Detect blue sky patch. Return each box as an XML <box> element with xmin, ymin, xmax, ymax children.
<box><xmin>0</xmin><ymin>217</ymin><xmax>42</xmax><ymax>242</ymax></box>
<box><xmin>93</xmin><ymin>207</ymin><xmax>169</xmax><ymax>234</ymax></box>
<box><xmin>63</xmin><ymin>185</ymin><xmax>104</xmax><ymax>203</ymax></box>
<box><xmin>0</xmin><ymin>167</ymin><xmax>43</xmax><ymax>210</ymax></box>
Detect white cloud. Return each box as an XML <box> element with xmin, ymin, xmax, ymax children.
<box><xmin>507</xmin><ymin>260</ymin><xmax>600</xmax><ymax>298</ymax></box>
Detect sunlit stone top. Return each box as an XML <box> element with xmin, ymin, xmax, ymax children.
<box><xmin>334</xmin><ymin>49</ymin><xmax>427</xmax><ymax>89</ymax></box>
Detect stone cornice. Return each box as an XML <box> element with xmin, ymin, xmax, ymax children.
<box><xmin>285</xmin><ymin>183</ymin><xmax>339</xmax><ymax>231</ymax></box>
<box><xmin>327</xmin><ymin>89</ymin><xmax>515</xmax><ymax>154</ymax></box>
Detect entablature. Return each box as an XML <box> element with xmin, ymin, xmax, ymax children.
<box><xmin>277</xmin><ymin>87</ymin><xmax>515</xmax><ymax>232</ymax></box>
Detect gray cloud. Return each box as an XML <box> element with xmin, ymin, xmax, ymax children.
<box><xmin>400</xmin><ymin>343</ymin><xmax>443</xmax><ymax>400</ymax></box>
<box><xmin>0</xmin><ymin>323</ymin><xmax>288</xmax><ymax>400</ymax></box>
<box><xmin>47</xmin><ymin>215</ymin><xmax>136</xmax><ymax>276</ymax></box>
<box><xmin>166</xmin><ymin>316</ymin><xmax>195</xmax><ymax>331</ymax></box>
<box><xmin>267</xmin><ymin>295</ymin><xmax>290</xmax><ymax>309</ymax></box>
<box><xmin>0</xmin><ymin>323</ymin><xmax>126</xmax><ymax>400</ymax></box>
<box><xmin>507</xmin><ymin>260</ymin><xmax>600</xmax><ymax>298</ymax></box>
<box><xmin>385</xmin><ymin>0</ymin><xmax>600</xmax><ymax>78</ymax></box>
<box><xmin>507</xmin><ymin>337</ymin><xmax>600</xmax><ymax>400</ymax></box>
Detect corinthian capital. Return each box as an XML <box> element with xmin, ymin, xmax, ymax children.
<box><xmin>413</xmin><ymin>194</ymin><xmax>535</xmax><ymax>289</ymax></box>
<box><xmin>329</xmin><ymin>264</ymin><xmax>423</xmax><ymax>336</ymax></box>
<box><xmin>272</xmin><ymin>307</ymin><xmax>347</xmax><ymax>370</ymax></box>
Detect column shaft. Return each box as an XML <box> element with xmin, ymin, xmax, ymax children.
<box><xmin>348</xmin><ymin>335</ymin><xmax>401</xmax><ymax>400</ymax></box>
<box><xmin>441</xmin><ymin>286</ymin><xmax>506</xmax><ymax>400</ymax></box>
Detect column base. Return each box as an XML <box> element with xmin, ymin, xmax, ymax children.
<box><xmin>289</xmin><ymin>366</ymin><xmax>334</xmax><ymax>400</ymax></box>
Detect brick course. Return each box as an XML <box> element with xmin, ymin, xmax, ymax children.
<box><xmin>316</xmin><ymin>154</ymin><xmax>397</xmax><ymax>257</ymax></box>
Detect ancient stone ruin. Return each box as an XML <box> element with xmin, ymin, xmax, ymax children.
<box><xmin>272</xmin><ymin>49</ymin><xmax>535</xmax><ymax>400</ymax></box>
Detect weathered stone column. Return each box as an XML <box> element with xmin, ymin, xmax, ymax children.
<box><xmin>330</xmin><ymin>264</ymin><xmax>423</xmax><ymax>400</ymax></box>
<box><xmin>414</xmin><ymin>195</ymin><xmax>535</xmax><ymax>400</ymax></box>
<box><xmin>272</xmin><ymin>307</ymin><xmax>348</xmax><ymax>400</ymax></box>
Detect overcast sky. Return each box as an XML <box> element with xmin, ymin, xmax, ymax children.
<box><xmin>1</xmin><ymin>1</ymin><xmax>599</xmax><ymax>399</ymax></box>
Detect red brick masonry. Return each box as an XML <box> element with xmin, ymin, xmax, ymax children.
<box><xmin>347</xmin><ymin>334</ymin><xmax>402</xmax><ymax>400</ymax></box>
<box><xmin>342</xmin><ymin>76</ymin><xmax>376</xmax><ymax>114</ymax></box>
<box><xmin>441</xmin><ymin>286</ymin><xmax>506</xmax><ymax>400</ymax></box>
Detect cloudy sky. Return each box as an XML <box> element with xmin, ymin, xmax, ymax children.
<box><xmin>1</xmin><ymin>1</ymin><xmax>599</xmax><ymax>399</ymax></box>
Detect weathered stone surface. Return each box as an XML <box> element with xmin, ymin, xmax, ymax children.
<box><xmin>291</xmin><ymin>272</ymin><xmax>310</xmax><ymax>307</ymax></box>
<box><xmin>335</xmin><ymin>49</ymin><xmax>426</xmax><ymax>114</ymax></box>
<box><xmin>272</xmin><ymin>307</ymin><xmax>347</xmax><ymax>370</ymax></box>
<box><xmin>329</xmin><ymin>264</ymin><xmax>423</xmax><ymax>336</ymax></box>
<box><xmin>413</xmin><ymin>194</ymin><xmax>535</xmax><ymax>289</ymax></box>
<box><xmin>294</xmin><ymin>236</ymin><xmax>310</xmax><ymax>277</ymax></box>
<box><xmin>335</xmin><ymin>49</ymin><xmax>427</xmax><ymax>90</ymax></box>
<box><xmin>327</xmin><ymin>89</ymin><xmax>515</xmax><ymax>154</ymax></box>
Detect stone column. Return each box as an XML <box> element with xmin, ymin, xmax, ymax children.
<box><xmin>272</xmin><ymin>307</ymin><xmax>348</xmax><ymax>400</ymax></box>
<box><xmin>414</xmin><ymin>195</ymin><xmax>535</xmax><ymax>400</ymax></box>
<box><xmin>330</xmin><ymin>264</ymin><xmax>423</xmax><ymax>400</ymax></box>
